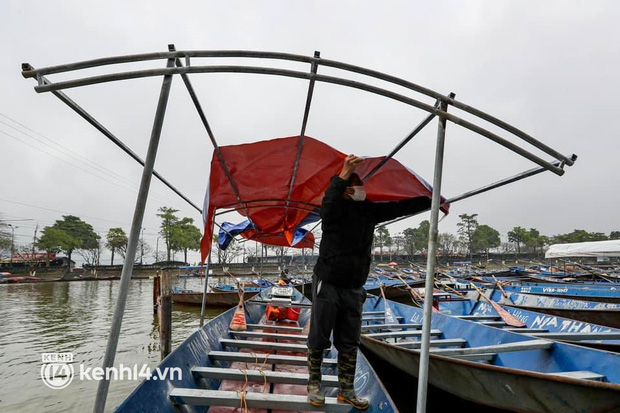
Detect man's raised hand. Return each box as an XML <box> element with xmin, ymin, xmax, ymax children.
<box><xmin>339</xmin><ymin>154</ymin><xmax>364</xmax><ymax>180</ymax></box>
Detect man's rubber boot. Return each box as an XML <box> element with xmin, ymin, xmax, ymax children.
<box><xmin>307</xmin><ymin>348</ymin><xmax>325</xmax><ymax>406</ymax></box>
<box><xmin>337</xmin><ymin>349</ymin><xmax>369</xmax><ymax>410</ymax></box>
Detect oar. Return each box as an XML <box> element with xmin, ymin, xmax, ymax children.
<box><xmin>395</xmin><ymin>274</ymin><xmax>439</xmax><ymax>313</ymax></box>
<box><xmin>378</xmin><ymin>283</ymin><xmax>399</xmax><ymax>326</ymax></box>
<box><xmin>437</xmin><ymin>280</ymin><xmax>465</xmax><ymax>298</ymax></box>
<box><xmin>470</xmin><ymin>283</ymin><xmax>525</xmax><ymax>328</ymax></box>
<box><xmin>229</xmin><ymin>282</ymin><xmax>247</xmax><ymax>331</ymax></box>
<box><xmin>492</xmin><ymin>275</ymin><xmax>510</xmax><ymax>298</ymax></box>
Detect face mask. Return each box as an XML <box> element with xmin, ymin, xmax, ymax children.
<box><xmin>349</xmin><ymin>186</ymin><xmax>366</xmax><ymax>201</ymax></box>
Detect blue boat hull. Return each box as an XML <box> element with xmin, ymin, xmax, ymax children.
<box><xmin>473</xmin><ymin>288</ymin><xmax>620</xmax><ymax>329</ymax></box>
<box><xmin>361</xmin><ymin>295</ymin><xmax>620</xmax><ymax>413</ymax></box>
<box><xmin>116</xmin><ymin>288</ymin><xmax>396</xmax><ymax>412</ymax></box>
<box><xmin>499</xmin><ymin>283</ymin><xmax>620</xmax><ymax>303</ymax></box>
<box><xmin>438</xmin><ymin>297</ymin><xmax>620</xmax><ymax>351</ymax></box>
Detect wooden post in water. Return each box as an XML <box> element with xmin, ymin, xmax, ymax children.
<box><xmin>153</xmin><ymin>271</ymin><xmax>161</xmax><ymax>314</ymax></box>
<box><xmin>159</xmin><ymin>270</ymin><xmax>172</xmax><ymax>360</ymax></box>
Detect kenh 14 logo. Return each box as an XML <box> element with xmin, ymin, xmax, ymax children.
<box><xmin>41</xmin><ymin>353</ymin><xmax>74</xmax><ymax>390</ymax></box>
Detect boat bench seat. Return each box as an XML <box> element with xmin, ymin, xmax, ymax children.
<box><xmin>455</xmin><ymin>315</ymin><xmax>501</xmax><ymax>321</ymax></box>
<box><xmin>208</xmin><ymin>351</ymin><xmax>337</xmax><ymax>366</ymax></box>
<box><xmin>191</xmin><ymin>366</ymin><xmax>339</xmax><ymax>386</ymax></box>
<box><xmin>245</xmin><ymin>324</ymin><xmax>303</xmax><ymax>332</ymax></box>
<box><xmin>480</xmin><ymin>321</ymin><xmax>508</xmax><ymax>327</ymax></box>
<box><xmin>393</xmin><ymin>338</ymin><xmax>467</xmax><ymax>349</ymax></box>
<box><xmin>503</xmin><ymin>328</ymin><xmax>549</xmax><ymax>333</ymax></box>
<box><xmin>169</xmin><ymin>388</ymin><xmax>352</xmax><ymax>412</ymax></box>
<box><xmin>220</xmin><ymin>338</ymin><xmax>307</xmax><ymax>352</ymax></box>
<box><xmin>544</xmin><ymin>371</ymin><xmax>606</xmax><ymax>381</ymax></box>
<box><xmin>365</xmin><ymin>329</ymin><xmax>442</xmax><ymax>339</ymax></box>
<box><xmin>532</xmin><ymin>332</ymin><xmax>620</xmax><ymax>341</ymax></box>
<box><xmin>230</xmin><ymin>331</ymin><xmax>308</xmax><ymax>342</ymax></box>
<box><xmin>430</xmin><ymin>339</ymin><xmax>553</xmax><ymax>358</ymax></box>
<box><xmin>362</xmin><ymin>315</ymin><xmax>404</xmax><ymax>322</ymax></box>
<box><xmin>361</xmin><ymin>323</ymin><xmax>422</xmax><ymax>331</ymax></box>
<box><xmin>247</xmin><ymin>300</ymin><xmax>312</xmax><ymax>309</ymax></box>
<box><xmin>449</xmin><ymin>353</ymin><xmax>497</xmax><ymax>362</ymax></box>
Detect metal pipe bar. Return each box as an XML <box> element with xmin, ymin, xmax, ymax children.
<box><xmin>29</xmin><ymin>65</ymin><xmax>566</xmax><ymax>174</ymax></box>
<box><xmin>220</xmin><ymin>199</ymin><xmax>319</xmax><ymax>208</ymax></box>
<box><xmin>94</xmin><ymin>55</ymin><xmax>175</xmax><ymax>413</ymax></box>
<box><xmin>417</xmin><ymin>96</ymin><xmax>450</xmax><ymax>413</ymax></box>
<box><xmin>308</xmin><ymin>220</ymin><xmax>322</xmax><ymax>235</ymax></box>
<box><xmin>23</xmin><ymin>50</ymin><xmax>574</xmax><ymax>166</ymax></box>
<box><xmin>216</xmin><ymin>198</ymin><xmax>320</xmax><ymax>210</ymax></box>
<box><xmin>376</xmin><ymin>156</ymin><xmax>577</xmax><ymax>230</ymax></box>
<box><xmin>446</xmin><ymin>160</ymin><xmax>567</xmax><ymax>204</ymax></box>
<box><xmin>174</xmin><ymin>56</ymin><xmax>249</xmax><ymax>219</ymax></box>
<box><xmin>199</xmin><ymin>255</ymin><xmax>212</xmax><ymax>327</ymax></box>
<box><xmin>362</xmin><ymin>100</ymin><xmax>440</xmax><ymax>183</ymax></box>
<box><xmin>35</xmin><ymin>76</ymin><xmax>202</xmax><ymax>213</ymax></box>
<box><xmin>316</xmin><ymin>57</ymin><xmax>575</xmax><ymax>166</ymax></box>
<box><xmin>445</xmin><ymin>114</ymin><xmax>565</xmax><ymax>176</ymax></box>
<box><xmin>215</xmin><ymin>205</ymin><xmax>317</xmax><ymax>218</ymax></box>
<box><xmin>285</xmin><ymin>51</ymin><xmax>320</xmax><ymax>221</ymax></box>
<box><xmin>21</xmin><ymin>50</ymin><xmax>314</xmax><ymax>78</ymax></box>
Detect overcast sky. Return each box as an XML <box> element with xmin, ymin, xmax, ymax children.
<box><xmin>1</xmin><ymin>1</ymin><xmax>618</xmax><ymax>265</ymax></box>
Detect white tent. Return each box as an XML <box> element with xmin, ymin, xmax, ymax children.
<box><xmin>545</xmin><ymin>240</ymin><xmax>620</xmax><ymax>258</ymax></box>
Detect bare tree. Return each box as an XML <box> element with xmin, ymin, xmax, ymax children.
<box><xmin>78</xmin><ymin>238</ymin><xmax>103</xmax><ymax>266</ymax></box>
<box><xmin>135</xmin><ymin>239</ymin><xmax>153</xmax><ymax>264</ymax></box>
<box><xmin>214</xmin><ymin>235</ymin><xmax>243</xmax><ymax>264</ymax></box>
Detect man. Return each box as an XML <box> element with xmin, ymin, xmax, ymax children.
<box><xmin>307</xmin><ymin>154</ymin><xmax>431</xmax><ymax>409</ymax></box>
<box><xmin>279</xmin><ymin>268</ymin><xmax>291</xmax><ymax>285</ymax></box>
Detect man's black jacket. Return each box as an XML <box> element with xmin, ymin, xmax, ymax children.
<box><xmin>313</xmin><ymin>176</ymin><xmax>432</xmax><ymax>288</ymax></box>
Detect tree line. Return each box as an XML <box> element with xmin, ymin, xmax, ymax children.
<box><xmin>374</xmin><ymin>213</ymin><xmax>620</xmax><ymax>260</ymax></box>
<box><xmin>5</xmin><ymin>209</ymin><xmax>618</xmax><ymax>269</ymax></box>
<box><xmin>1</xmin><ymin>207</ymin><xmax>202</xmax><ymax>274</ymax></box>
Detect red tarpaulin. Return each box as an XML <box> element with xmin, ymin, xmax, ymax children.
<box><xmin>200</xmin><ymin>136</ymin><xmax>449</xmax><ymax>262</ymax></box>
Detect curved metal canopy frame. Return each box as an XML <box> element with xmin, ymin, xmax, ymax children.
<box><xmin>22</xmin><ymin>45</ymin><xmax>577</xmax><ymax>413</ymax></box>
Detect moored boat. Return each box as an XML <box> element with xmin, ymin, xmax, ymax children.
<box><xmin>116</xmin><ymin>287</ymin><xmax>397</xmax><ymax>412</ymax></box>
<box><xmin>436</xmin><ymin>295</ymin><xmax>620</xmax><ymax>352</ymax></box>
<box><xmin>360</xmin><ymin>295</ymin><xmax>620</xmax><ymax>413</ymax></box>
<box><xmin>458</xmin><ymin>288</ymin><xmax>620</xmax><ymax>329</ymax></box>
<box><xmin>364</xmin><ymin>274</ymin><xmax>425</xmax><ymax>299</ymax></box>
<box><xmin>496</xmin><ymin>282</ymin><xmax>620</xmax><ymax>303</ymax></box>
<box><xmin>171</xmin><ymin>286</ymin><xmax>260</xmax><ymax>307</ymax></box>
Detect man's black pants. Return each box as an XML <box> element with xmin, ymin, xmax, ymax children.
<box><xmin>307</xmin><ymin>274</ymin><xmax>367</xmax><ymax>353</ymax></box>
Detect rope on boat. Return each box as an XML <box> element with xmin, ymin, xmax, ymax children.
<box><xmin>248</xmin><ymin>352</ymin><xmax>270</xmax><ymax>392</ymax></box>
<box><xmin>237</xmin><ymin>367</ymin><xmax>250</xmax><ymax>413</ymax></box>
<box><xmin>236</xmin><ymin>389</ymin><xmax>248</xmax><ymax>413</ymax></box>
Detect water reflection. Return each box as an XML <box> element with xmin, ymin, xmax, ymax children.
<box><xmin>0</xmin><ymin>278</ymin><xmax>222</xmax><ymax>412</ymax></box>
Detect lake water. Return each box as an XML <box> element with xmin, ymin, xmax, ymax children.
<box><xmin>0</xmin><ymin>277</ymin><xmax>223</xmax><ymax>412</ymax></box>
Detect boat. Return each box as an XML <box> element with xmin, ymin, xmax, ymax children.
<box><xmin>116</xmin><ymin>286</ymin><xmax>397</xmax><ymax>412</ymax></box>
<box><xmin>525</xmin><ymin>273</ymin><xmax>620</xmax><ymax>285</ymax></box>
<box><xmin>173</xmin><ymin>277</ymin><xmax>313</xmax><ymax>307</ymax></box>
<box><xmin>452</xmin><ymin>284</ymin><xmax>620</xmax><ymax>329</ymax></box>
<box><xmin>0</xmin><ymin>275</ymin><xmax>46</xmax><ymax>283</ymax></box>
<box><xmin>492</xmin><ymin>282</ymin><xmax>620</xmax><ymax>303</ymax></box>
<box><xmin>171</xmin><ymin>286</ymin><xmax>260</xmax><ymax>307</ymax></box>
<box><xmin>436</xmin><ymin>294</ymin><xmax>620</xmax><ymax>352</ymax></box>
<box><xmin>176</xmin><ymin>265</ymin><xmax>205</xmax><ymax>278</ymax></box>
<box><xmin>364</xmin><ymin>274</ymin><xmax>425</xmax><ymax>299</ymax></box>
<box><xmin>211</xmin><ymin>278</ymin><xmax>273</xmax><ymax>293</ymax></box>
<box><xmin>360</xmin><ymin>294</ymin><xmax>620</xmax><ymax>413</ymax></box>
